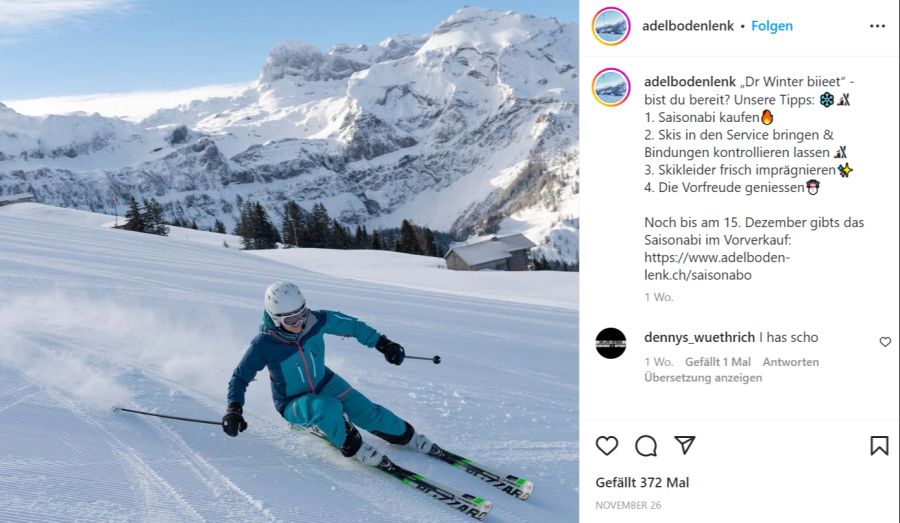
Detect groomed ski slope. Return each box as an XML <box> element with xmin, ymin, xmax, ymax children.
<box><xmin>0</xmin><ymin>204</ymin><xmax>578</xmax><ymax>523</ymax></box>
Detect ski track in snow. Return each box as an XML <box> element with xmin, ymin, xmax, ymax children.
<box><xmin>0</xmin><ymin>208</ymin><xmax>577</xmax><ymax>522</ymax></box>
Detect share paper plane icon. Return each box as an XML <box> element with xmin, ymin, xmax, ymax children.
<box><xmin>674</xmin><ymin>436</ymin><xmax>696</xmax><ymax>455</ymax></box>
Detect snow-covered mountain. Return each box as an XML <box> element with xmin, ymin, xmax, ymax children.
<box><xmin>0</xmin><ymin>7</ymin><xmax>579</xmax><ymax>262</ymax></box>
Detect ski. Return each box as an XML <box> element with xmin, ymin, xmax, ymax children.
<box><xmin>291</xmin><ymin>424</ymin><xmax>492</xmax><ymax>519</ymax></box>
<box><xmin>374</xmin><ymin>454</ymin><xmax>492</xmax><ymax>520</ymax></box>
<box><xmin>426</xmin><ymin>443</ymin><xmax>534</xmax><ymax>500</ymax></box>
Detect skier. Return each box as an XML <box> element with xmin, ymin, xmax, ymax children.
<box><xmin>222</xmin><ymin>281</ymin><xmax>433</xmax><ymax>465</ymax></box>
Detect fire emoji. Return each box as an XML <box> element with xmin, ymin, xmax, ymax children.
<box><xmin>761</xmin><ymin>109</ymin><xmax>774</xmax><ymax>125</ymax></box>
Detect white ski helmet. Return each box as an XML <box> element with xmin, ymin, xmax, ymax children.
<box><xmin>264</xmin><ymin>282</ymin><xmax>307</xmax><ymax>324</ymax></box>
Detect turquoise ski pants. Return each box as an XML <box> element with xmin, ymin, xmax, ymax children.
<box><xmin>282</xmin><ymin>371</ymin><xmax>407</xmax><ymax>448</ymax></box>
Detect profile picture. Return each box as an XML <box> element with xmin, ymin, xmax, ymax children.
<box><xmin>592</xmin><ymin>7</ymin><xmax>631</xmax><ymax>46</ymax></box>
<box><xmin>592</xmin><ymin>68</ymin><xmax>631</xmax><ymax>107</ymax></box>
<box><xmin>596</xmin><ymin>328</ymin><xmax>627</xmax><ymax>359</ymax></box>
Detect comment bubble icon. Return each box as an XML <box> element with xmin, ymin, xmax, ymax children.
<box><xmin>635</xmin><ymin>435</ymin><xmax>658</xmax><ymax>457</ymax></box>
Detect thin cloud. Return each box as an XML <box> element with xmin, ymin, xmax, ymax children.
<box><xmin>0</xmin><ymin>0</ymin><xmax>135</xmax><ymax>33</ymax></box>
<box><xmin>4</xmin><ymin>82</ymin><xmax>252</xmax><ymax>121</ymax></box>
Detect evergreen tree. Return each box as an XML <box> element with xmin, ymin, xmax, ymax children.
<box><xmin>142</xmin><ymin>198</ymin><xmax>157</xmax><ymax>235</ymax></box>
<box><xmin>122</xmin><ymin>196</ymin><xmax>144</xmax><ymax>232</ymax></box>
<box><xmin>213</xmin><ymin>219</ymin><xmax>226</xmax><ymax>234</ymax></box>
<box><xmin>235</xmin><ymin>201</ymin><xmax>280</xmax><ymax>250</ymax></box>
<box><xmin>234</xmin><ymin>202</ymin><xmax>255</xmax><ymax>250</ymax></box>
<box><xmin>353</xmin><ymin>225</ymin><xmax>366</xmax><ymax>249</ymax></box>
<box><xmin>190</xmin><ymin>219</ymin><xmax>199</xmax><ymax>230</ymax></box>
<box><xmin>331</xmin><ymin>219</ymin><xmax>351</xmax><ymax>249</ymax></box>
<box><xmin>306</xmin><ymin>203</ymin><xmax>331</xmax><ymax>248</ymax></box>
<box><xmin>120</xmin><ymin>195</ymin><xmax>169</xmax><ymax>236</ymax></box>
<box><xmin>370</xmin><ymin>230</ymin><xmax>382</xmax><ymax>250</ymax></box>
<box><xmin>141</xmin><ymin>198</ymin><xmax>169</xmax><ymax>236</ymax></box>
<box><xmin>298</xmin><ymin>213</ymin><xmax>311</xmax><ymax>247</ymax></box>
<box><xmin>281</xmin><ymin>200</ymin><xmax>304</xmax><ymax>248</ymax></box>
<box><xmin>253</xmin><ymin>202</ymin><xmax>280</xmax><ymax>249</ymax></box>
<box><xmin>398</xmin><ymin>219</ymin><xmax>422</xmax><ymax>254</ymax></box>
<box><xmin>423</xmin><ymin>228</ymin><xmax>437</xmax><ymax>257</ymax></box>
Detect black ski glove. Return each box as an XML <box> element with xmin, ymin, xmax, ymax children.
<box><xmin>376</xmin><ymin>335</ymin><xmax>405</xmax><ymax>365</ymax></box>
<box><xmin>222</xmin><ymin>402</ymin><xmax>247</xmax><ymax>437</ymax></box>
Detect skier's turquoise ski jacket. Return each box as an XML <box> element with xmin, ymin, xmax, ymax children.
<box><xmin>227</xmin><ymin>310</ymin><xmax>381</xmax><ymax>414</ymax></box>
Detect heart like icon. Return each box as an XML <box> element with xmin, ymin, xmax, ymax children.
<box><xmin>596</xmin><ymin>436</ymin><xmax>619</xmax><ymax>456</ymax></box>
<box><xmin>880</xmin><ymin>337</ymin><xmax>892</xmax><ymax>347</ymax></box>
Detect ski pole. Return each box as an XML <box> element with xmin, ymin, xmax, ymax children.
<box><xmin>406</xmin><ymin>354</ymin><xmax>441</xmax><ymax>364</ymax></box>
<box><xmin>113</xmin><ymin>406</ymin><xmax>222</xmax><ymax>426</ymax></box>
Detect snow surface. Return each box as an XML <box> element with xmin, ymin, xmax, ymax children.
<box><xmin>252</xmin><ymin>248</ymin><xmax>576</xmax><ymax>311</ymax></box>
<box><xmin>0</xmin><ymin>203</ymin><xmax>576</xmax><ymax>309</ymax></box>
<box><xmin>0</xmin><ymin>203</ymin><xmax>578</xmax><ymax>522</ymax></box>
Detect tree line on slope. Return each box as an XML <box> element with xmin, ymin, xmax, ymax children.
<box><xmin>235</xmin><ymin>200</ymin><xmax>448</xmax><ymax>256</ymax></box>
<box><xmin>117</xmin><ymin>196</ymin><xmax>576</xmax><ymax>270</ymax></box>
<box><xmin>118</xmin><ymin>195</ymin><xmax>449</xmax><ymax>258</ymax></box>
<box><xmin>119</xmin><ymin>196</ymin><xmax>169</xmax><ymax>236</ymax></box>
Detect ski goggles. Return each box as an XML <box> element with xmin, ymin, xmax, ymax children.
<box><xmin>275</xmin><ymin>306</ymin><xmax>308</xmax><ymax>327</ymax></box>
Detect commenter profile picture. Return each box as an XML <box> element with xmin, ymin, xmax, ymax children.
<box><xmin>592</xmin><ymin>7</ymin><xmax>631</xmax><ymax>46</ymax></box>
<box><xmin>596</xmin><ymin>328</ymin><xmax>627</xmax><ymax>359</ymax></box>
<box><xmin>592</xmin><ymin>68</ymin><xmax>631</xmax><ymax>106</ymax></box>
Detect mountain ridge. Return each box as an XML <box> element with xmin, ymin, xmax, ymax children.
<box><xmin>0</xmin><ymin>7</ymin><xmax>579</xmax><ymax>262</ymax></box>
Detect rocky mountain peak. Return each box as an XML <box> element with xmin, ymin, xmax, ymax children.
<box><xmin>261</xmin><ymin>40</ymin><xmax>368</xmax><ymax>83</ymax></box>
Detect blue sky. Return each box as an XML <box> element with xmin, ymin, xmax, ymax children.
<box><xmin>0</xmin><ymin>0</ymin><xmax>576</xmax><ymax>100</ymax></box>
